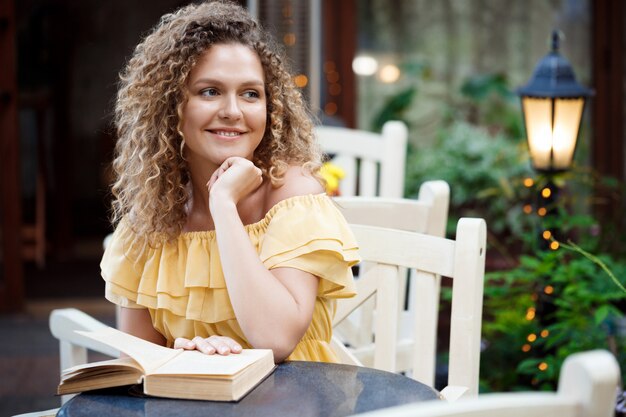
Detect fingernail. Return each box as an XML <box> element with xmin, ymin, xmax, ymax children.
<box><xmin>186</xmin><ymin>341</ymin><xmax>194</xmax><ymax>348</ymax></box>
<box><xmin>219</xmin><ymin>347</ymin><xmax>228</xmax><ymax>354</ymax></box>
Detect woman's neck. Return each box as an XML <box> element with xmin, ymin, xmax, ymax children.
<box><xmin>183</xmin><ymin>158</ymin><xmax>217</xmax><ymax>232</ymax></box>
<box><xmin>183</xmin><ymin>162</ymin><xmax>269</xmax><ymax>232</ymax></box>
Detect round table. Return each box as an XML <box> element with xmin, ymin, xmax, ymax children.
<box><xmin>57</xmin><ymin>361</ymin><xmax>440</xmax><ymax>417</ymax></box>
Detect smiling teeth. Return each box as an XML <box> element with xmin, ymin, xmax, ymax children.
<box><xmin>215</xmin><ymin>131</ymin><xmax>240</xmax><ymax>137</ymax></box>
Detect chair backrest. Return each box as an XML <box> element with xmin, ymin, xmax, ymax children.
<box><xmin>333</xmin><ymin>218</ymin><xmax>486</xmax><ymax>399</ymax></box>
<box><xmin>315</xmin><ymin>121</ymin><xmax>408</xmax><ymax>198</ymax></box>
<box><xmin>331</xmin><ymin>181</ymin><xmax>451</xmax><ymax>386</ymax></box>
<box><xmin>334</xmin><ymin>180</ymin><xmax>449</xmax><ymax>236</ymax></box>
<box><xmin>349</xmin><ymin>350</ymin><xmax>620</xmax><ymax>417</ymax></box>
<box><xmin>49</xmin><ymin>308</ymin><xmax>120</xmax><ymax>403</ymax></box>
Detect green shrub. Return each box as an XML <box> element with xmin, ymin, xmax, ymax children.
<box><xmin>481</xmin><ymin>221</ymin><xmax>626</xmax><ymax>391</ymax></box>
<box><xmin>405</xmin><ymin>120</ymin><xmax>533</xmax><ymax>242</ymax></box>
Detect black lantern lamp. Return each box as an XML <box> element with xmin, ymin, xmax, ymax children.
<box><xmin>517</xmin><ymin>30</ymin><xmax>593</xmax><ymax>173</ymax></box>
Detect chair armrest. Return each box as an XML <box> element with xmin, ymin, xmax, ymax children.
<box><xmin>330</xmin><ymin>335</ymin><xmax>363</xmax><ymax>366</ymax></box>
<box><xmin>439</xmin><ymin>385</ymin><xmax>469</xmax><ymax>402</ymax></box>
<box><xmin>49</xmin><ymin>308</ymin><xmax>120</xmax><ymax>362</ymax></box>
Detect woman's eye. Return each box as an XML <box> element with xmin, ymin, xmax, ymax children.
<box><xmin>242</xmin><ymin>90</ymin><xmax>260</xmax><ymax>99</ymax></box>
<box><xmin>200</xmin><ymin>88</ymin><xmax>219</xmax><ymax>97</ymax></box>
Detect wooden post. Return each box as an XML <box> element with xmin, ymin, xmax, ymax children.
<box><xmin>0</xmin><ymin>0</ymin><xmax>25</xmax><ymax>312</ymax></box>
<box><xmin>322</xmin><ymin>0</ymin><xmax>356</xmax><ymax>128</ymax></box>
<box><xmin>592</xmin><ymin>0</ymin><xmax>624</xmax><ymax>240</ymax></box>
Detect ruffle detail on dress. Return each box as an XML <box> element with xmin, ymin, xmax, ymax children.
<box><xmin>259</xmin><ymin>194</ymin><xmax>360</xmax><ymax>298</ymax></box>
<box><xmin>287</xmin><ymin>338</ymin><xmax>339</xmax><ymax>363</ymax></box>
<box><xmin>101</xmin><ymin>193</ymin><xmax>360</xmax><ymax>325</ymax></box>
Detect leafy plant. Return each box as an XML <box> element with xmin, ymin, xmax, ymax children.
<box><xmin>371</xmin><ymin>87</ymin><xmax>417</xmax><ymax>132</ymax></box>
<box><xmin>459</xmin><ymin>73</ymin><xmax>524</xmax><ymax>140</ymax></box>
<box><xmin>481</xmin><ymin>213</ymin><xmax>626</xmax><ymax>392</ymax></box>
<box><xmin>373</xmin><ymin>71</ymin><xmax>626</xmax><ymax>393</ymax></box>
<box><xmin>405</xmin><ymin>120</ymin><xmax>533</xmax><ymax>245</ymax></box>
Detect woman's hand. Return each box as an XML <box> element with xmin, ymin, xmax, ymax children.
<box><xmin>173</xmin><ymin>335</ymin><xmax>243</xmax><ymax>355</ymax></box>
<box><xmin>206</xmin><ymin>157</ymin><xmax>263</xmax><ymax>207</ymax></box>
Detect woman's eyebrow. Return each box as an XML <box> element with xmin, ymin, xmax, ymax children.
<box><xmin>191</xmin><ymin>78</ymin><xmax>264</xmax><ymax>87</ymax></box>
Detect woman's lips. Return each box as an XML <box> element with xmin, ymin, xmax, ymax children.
<box><xmin>207</xmin><ymin>129</ymin><xmax>245</xmax><ymax>140</ymax></box>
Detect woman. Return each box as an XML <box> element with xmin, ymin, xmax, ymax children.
<box><xmin>102</xmin><ymin>0</ymin><xmax>359</xmax><ymax>363</ymax></box>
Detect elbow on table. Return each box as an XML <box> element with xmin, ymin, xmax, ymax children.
<box><xmin>252</xmin><ymin>337</ymin><xmax>299</xmax><ymax>363</ymax></box>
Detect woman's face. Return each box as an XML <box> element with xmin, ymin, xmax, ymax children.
<box><xmin>180</xmin><ymin>43</ymin><xmax>267</xmax><ymax>171</ymax></box>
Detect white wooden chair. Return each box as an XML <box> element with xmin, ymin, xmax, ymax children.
<box><xmin>315</xmin><ymin>120</ymin><xmax>408</xmax><ymax>198</ymax></box>
<box><xmin>10</xmin><ymin>309</ymin><xmax>120</xmax><ymax>416</ymax></box>
<box><xmin>332</xmin><ymin>218</ymin><xmax>487</xmax><ymax>401</ymax></box>
<box><xmin>349</xmin><ymin>350</ymin><xmax>620</xmax><ymax>417</ymax></box>
<box><xmin>51</xmin><ymin>309</ymin><xmax>120</xmax><ymax>403</ymax></box>
<box><xmin>331</xmin><ymin>181</ymin><xmax>449</xmax><ymax>358</ymax></box>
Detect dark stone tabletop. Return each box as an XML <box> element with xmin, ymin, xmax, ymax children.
<box><xmin>57</xmin><ymin>361</ymin><xmax>440</xmax><ymax>417</ymax></box>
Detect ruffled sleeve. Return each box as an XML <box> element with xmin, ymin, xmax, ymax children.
<box><xmin>100</xmin><ymin>220</ymin><xmax>148</xmax><ymax>309</ymax></box>
<box><xmin>101</xmin><ymin>221</ymin><xmax>236</xmax><ymax>323</ymax></box>
<box><xmin>259</xmin><ymin>194</ymin><xmax>360</xmax><ymax>298</ymax></box>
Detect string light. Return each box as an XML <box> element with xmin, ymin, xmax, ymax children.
<box><xmin>329</xmin><ymin>83</ymin><xmax>341</xmax><ymax>96</ymax></box>
<box><xmin>324</xmin><ymin>102</ymin><xmax>338</xmax><ymax>115</ymax></box>
<box><xmin>541</xmin><ymin>187</ymin><xmax>552</xmax><ymax>198</ymax></box>
<box><xmin>282</xmin><ymin>3</ymin><xmax>292</xmax><ymax>17</ymax></box>
<box><xmin>323</xmin><ymin>61</ymin><xmax>336</xmax><ymax>73</ymax></box>
<box><xmin>523</xmin><ymin>204</ymin><xmax>533</xmax><ymax>214</ymax></box>
<box><xmin>527</xmin><ymin>333</ymin><xmax>537</xmax><ymax>342</ymax></box>
<box><xmin>283</xmin><ymin>33</ymin><xmax>296</xmax><ymax>46</ymax></box>
<box><xmin>540</xmin><ymin>329</ymin><xmax>550</xmax><ymax>338</ymax></box>
<box><xmin>542</xmin><ymin>230</ymin><xmax>552</xmax><ymax>240</ymax></box>
<box><xmin>550</xmin><ymin>241</ymin><xmax>559</xmax><ymax>250</ymax></box>
<box><xmin>523</xmin><ymin>177</ymin><xmax>534</xmax><ymax>187</ymax></box>
<box><xmin>522</xmin><ymin>344</ymin><xmax>531</xmax><ymax>352</ymax></box>
<box><xmin>525</xmin><ymin>307</ymin><xmax>536</xmax><ymax>321</ymax></box>
<box><xmin>537</xmin><ymin>207</ymin><xmax>547</xmax><ymax>216</ymax></box>
<box><xmin>544</xmin><ymin>285</ymin><xmax>554</xmax><ymax>295</ymax></box>
<box><xmin>379</xmin><ymin>64</ymin><xmax>401</xmax><ymax>83</ymax></box>
<box><xmin>294</xmin><ymin>74</ymin><xmax>308</xmax><ymax>88</ymax></box>
<box><xmin>323</xmin><ymin>61</ymin><xmax>341</xmax><ymax>116</ymax></box>
<box><xmin>352</xmin><ymin>56</ymin><xmax>378</xmax><ymax>76</ymax></box>
<box><xmin>326</xmin><ymin>71</ymin><xmax>340</xmax><ymax>83</ymax></box>
<box><xmin>538</xmin><ymin>362</ymin><xmax>548</xmax><ymax>371</ymax></box>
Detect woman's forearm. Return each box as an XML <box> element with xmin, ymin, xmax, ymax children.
<box><xmin>211</xmin><ymin>199</ymin><xmax>317</xmax><ymax>361</ymax></box>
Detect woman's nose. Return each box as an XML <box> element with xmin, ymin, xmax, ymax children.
<box><xmin>219</xmin><ymin>95</ymin><xmax>242</xmax><ymax>119</ymax></box>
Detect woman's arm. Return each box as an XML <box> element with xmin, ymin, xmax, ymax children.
<box><xmin>119</xmin><ymin>305</ymin><xmax>243</xmax><ymax>355</ymax></box>
<box><xmin>208</xmin><ymin>158</ymin><xmax>323</xmax><ymax>362</ymax></box>
<box><xmin>118</xmin><ymin>307</ymin><xmax>167</xmax><ymax>346</ymax></box>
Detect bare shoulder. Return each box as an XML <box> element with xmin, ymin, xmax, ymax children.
<box><xmin>265</xmin><ymin>165</ymin><xmax>324</xmax><ymax>210</ymax></box>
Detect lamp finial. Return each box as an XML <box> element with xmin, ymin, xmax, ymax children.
<box><xmin>551</xmin><ymin>30</ymin><xmax>562</xmax><ymax>53</ymax></box>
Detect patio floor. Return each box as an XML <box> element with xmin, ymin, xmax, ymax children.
<box><xmin>1</xmin><ymin>298</ymin><xmax>116</xmax><ymax>417</ymax></box>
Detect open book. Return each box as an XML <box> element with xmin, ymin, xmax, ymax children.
<box><xmin>57</xmin><ymin>327</ymin><xmax>275</xmax><ymax>401</ymax></box>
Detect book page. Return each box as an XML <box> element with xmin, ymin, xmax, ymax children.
<box><xmin>152</xmin><ymin>349</ymin><xmax>272</xmax><ymax>377</ymax></box>
<box><xmin>62</xmin><ymin>356</ymin><xmax>142</xmax><ymax>377</ymax></box>
<box><xmin>76</xmin><ymin>327</ymin><xmax>180</xmax><ymax>372</ymax></box>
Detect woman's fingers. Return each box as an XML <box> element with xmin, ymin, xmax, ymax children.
<box><xmin>173</xmin><ymin>337</ymin><xmax>196</xmax><ymax>350</ymax></box>
<box><xmin>187</xmin><ymin>336</ymin><xmax>242</xmax><ymax>355</ymax></box>
<box><xmin>192</xmin><ymin>336</ymin><xmax>217</xmax><ymax>355</ymax></box>
<box><xmin>206</xmin><ymin>159</ymin><xmax>232</xmax><ymax>191</ymax></box>
<box><xmin>221</xmin><ymin>336</ymin><xmax>243</xmax><ymax>354</ymax></box>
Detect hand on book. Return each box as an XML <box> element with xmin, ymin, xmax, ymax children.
<box><xmin>174</xmin><ymin>335</ymin><xmax>243</xmax><ymax>356</ymax></box>
<box><xmin>59</xmin><ymin>327</ymin><xmax>275</xmax><ymax>401</ymax></box>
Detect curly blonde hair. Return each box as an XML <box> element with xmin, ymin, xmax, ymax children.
<box><xmin>111</xmin><ymin>0</ymin><xmax>321</xmax><ymax>241</ymax></box>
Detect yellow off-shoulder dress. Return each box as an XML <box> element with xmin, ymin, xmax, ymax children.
<box><xmin>101</xmin><ymin>194</ymin><xmax>360</xmax><ymax>362</ymax></box>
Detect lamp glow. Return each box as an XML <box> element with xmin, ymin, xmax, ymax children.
<box><xmin>517</xmin><ymin>31</ymin><xmax>592</xmax><ymax>172</ymax></box>
<box><xmin>352</xmin><ymin>55</ymin><xmax>378</xmax><ymax>76</ymax></box>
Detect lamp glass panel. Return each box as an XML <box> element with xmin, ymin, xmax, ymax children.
<box><xmin>552</xmin><ymin>98</ymin><xmax>584</xmax><ymax>170</ymax></box>
<box><xmin>522</xmin><ymin>97</ymin><xmax>553</xmax><ymax>170</ymax></box>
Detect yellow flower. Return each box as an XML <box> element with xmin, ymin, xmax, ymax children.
<box><xmin>320</xmin><ymin>162</ymin><xmax>345</xmax><ymax>196</ymax></box>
